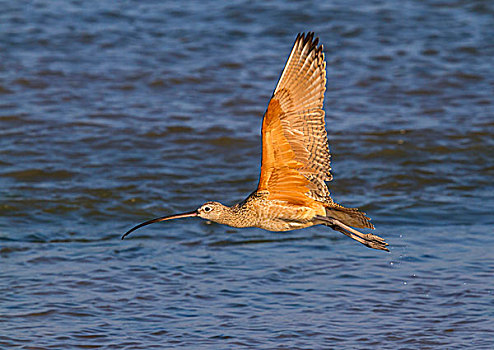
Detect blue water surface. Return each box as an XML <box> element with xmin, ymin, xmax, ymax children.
<box><xmin>1</xmin><ymin>0</ymin><xmax>493</xmax><ymax>348</ymax></box>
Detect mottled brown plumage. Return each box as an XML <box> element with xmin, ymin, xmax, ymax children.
<box><xmin>122</xmin><ymin>32</ymin><xmax>389</xmax><ymax>251</ymax></box>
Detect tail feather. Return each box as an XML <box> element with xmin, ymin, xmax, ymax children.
<box><xmin>325</xmin><ymin>205</ymin><xmax>374</xmax><ymax>229</ymax></box>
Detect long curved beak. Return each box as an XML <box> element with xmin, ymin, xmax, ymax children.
<box><xmin>121</xmin><ymin>210</ymin><xmax>198</xmax><ymax>240</ymax></box>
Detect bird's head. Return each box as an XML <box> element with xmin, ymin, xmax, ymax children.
<box><xmin>196</xmin><ymin>201</ymin><xmax>227</xmax><ymax>221</ymax></box>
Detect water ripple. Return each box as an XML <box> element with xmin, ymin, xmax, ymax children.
<box><xmin>1</xmin><ymin>0</ymin><xmax>494</xmax><ymax>348</ymax></box>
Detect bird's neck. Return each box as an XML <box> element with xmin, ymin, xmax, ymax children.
<box><xmin>213</xmin><ymin>203</ymin><xmax>256</xmax><ymax>228</ymax></box>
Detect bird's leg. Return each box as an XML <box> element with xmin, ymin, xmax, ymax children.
<box><xmin>315</xmin><ymin>215</ymin><xmax>389</xmax><ymax>251</ymax></box>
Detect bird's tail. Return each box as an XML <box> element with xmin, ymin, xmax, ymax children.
<box><xmin>325</xmin><ymin>205</ymin><xmax>374</xmax><ymax>229</ymax></box>
<box><xmin>316</xmin><ymin>205</ymin><xmax>389</xmax><ymax>251</ymax></box>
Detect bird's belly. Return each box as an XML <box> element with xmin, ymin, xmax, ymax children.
<box><xmin>257</xmin><ymin>219</ymin><xmax>315</xmax><ymax>232</ymax></box>
<box><xmin>254</xmin><ymin>203</ymin><xmax>323</xmax><ymax>232</ymax></box>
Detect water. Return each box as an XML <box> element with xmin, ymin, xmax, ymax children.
<box><xmin>1</xmin><ymin>0</ymin><xmax>493</xmax><ymax>348</ymax></box>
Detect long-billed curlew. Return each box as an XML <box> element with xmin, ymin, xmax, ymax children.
<box><xmin>122</xmin><ymin>32</ymin><xmax>389</xmax><ymax>251</ymax></box>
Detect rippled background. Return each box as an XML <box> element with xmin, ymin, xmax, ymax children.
<box><xmin>1</xmin><ymin>0</ymin><xmax>493</xmax><ymax>348</ymax></box>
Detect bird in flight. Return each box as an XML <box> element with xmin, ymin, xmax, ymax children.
<box><xmin>122</xmin><ymin>32</ymin><xmax>389</xmax><ymax>251</ymax></box>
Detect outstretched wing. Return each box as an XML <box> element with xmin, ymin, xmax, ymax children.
<box><xmin>257</xmin><ymin>32</ymin><xmax>333</xmax><ymax>206</ymax></box>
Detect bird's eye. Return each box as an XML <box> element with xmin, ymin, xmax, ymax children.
<box><xmin>203</xmin><ymin>206</ymin><xmax>212</xmax><ymax>212</ymax></box>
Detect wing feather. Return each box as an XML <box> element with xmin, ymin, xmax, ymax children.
<box><xmin>257</xmin><ymin>32</ymin><xmax>333</xmax><ymax>205</ymax></box>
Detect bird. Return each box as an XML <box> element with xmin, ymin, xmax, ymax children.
<box><xmin>122</xmin><ymin>32</ymin><xmax>389</xmax><ymax>251</ymax></box>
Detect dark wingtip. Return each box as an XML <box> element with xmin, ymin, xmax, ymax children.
<box><xmin>297</xmin><ymin>31</ymin><xmax>321</xmax><ymax>54</ymax></box>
